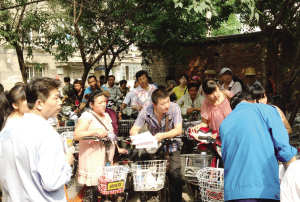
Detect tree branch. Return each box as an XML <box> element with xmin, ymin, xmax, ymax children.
<box><xmin>49</xmin><ymin>0</ymin><xmax>76</xmax><ymax>36</ymax></box>
<box><xmin>0</xmin><ymin>0</ymin><xmax>48</xmax><ymax>11</ymax></box>
<box><xmin>90</xmin><ymin>34</ymin><xmax>118</xmax><ymax>67</ymax></box>
<box><xmin>269</xmin><ymin>0</ymin><xmax>295</xmax><ymax>29</ymax></box>
<box><xmin>75</xmin><ymin>0</ymin><xmax>84</xmax><ymax>24</ymax></box>
<box><xmin>15</xmin><ymin>5</ymin><xmax>26</xmax><ymax>34</ymax></box>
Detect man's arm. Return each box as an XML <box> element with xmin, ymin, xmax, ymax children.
<box><xmin>74</xmin><ymin>102</ymin><xmax>87</xmax><ymax>113</ymax></box>
<box><xmin>61</xmin><ymin>95</ymin><xmax>68</xmax><ymax>103</ymax></box>
<box><xmin>155</xmin><ymin>123</ymin><xmax>182</xmax><ymax>142</ymax></box>
<box><xmin>129</xmin><ymin>108</ymin><xmax>146</xmax><ymax>136</ymax></box>
<box><xmin>100</xmin><ymin>86</ymin><xmax>110</xmax><ymax>97</ymax></box>
<box><xmin>129</xmin><ymin>125</ymin><xmax>142</xmax><ymax>136</ymax></box>
<box><xmin>265</xmin><ymin>106</ymin><xmax>297</xmax><ymax>163</ymax></box>
<box><xmin>176</xmin><ymin>95</ymin><xmax>185</xmax><ymax>106</ymax></box>
<box><xmin>187</xmin><ymin>107</ymin><xmax>201</xmax><ymax>114</ymax></box>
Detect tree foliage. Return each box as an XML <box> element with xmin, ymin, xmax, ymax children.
<box><xmin>0</xmin><ymin>0</ymin><xmax>50</xmax><ymax>83</ymax></box>
<box><xmin>211</xmin><ymin>13</ymin><xmax>242</xmax><ymax>36</ymax></box>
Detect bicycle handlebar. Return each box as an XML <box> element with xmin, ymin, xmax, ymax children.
<box><xmin>82</xmin><ymin>136</ymin><xmax>109</xmax><ymax>141</ymax></box>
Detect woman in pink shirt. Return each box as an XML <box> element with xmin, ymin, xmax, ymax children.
<box><xmin>192</xmin><ymin>79</ymin><xmax>233</xmax><ymax>132</ymax></box>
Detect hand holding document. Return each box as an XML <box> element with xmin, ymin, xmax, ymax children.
<box><xmin>130</xmin><ymin>131</ymin><xmax>158</xmax><ymax>149</ymax></box>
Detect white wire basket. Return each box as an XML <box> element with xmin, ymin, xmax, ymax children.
<box><xmin>180</xmin><ymin>154</ymin><xmax>212</xmax><ymax>183</ymax></box>
<box><xmin>97</xmin><ymin>166</ymin><xmax>130</xmax><ymax>195</ymax></box>
<box><xmin>56</xmin><ymin>126</ymin><xmax>76</xmax><ymax>134</ymax></box>
<box><xmin>132</xmin><ymin>160</ymin><xmax>167</xmax><ymax>191</ymax></box>
<box><xmin>196</xmin><ymin>167</ymin><xmax>224</xmax><ymax>202</ymax></box>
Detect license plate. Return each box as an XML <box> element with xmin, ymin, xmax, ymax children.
<box><xmin>107</xmin><ymin>180</ymin><xmax>124</xmax><ymax>191</ymax></box>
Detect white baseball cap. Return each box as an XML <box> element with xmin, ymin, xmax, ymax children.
<box><xmin>219</xmin><ymin>67</ymin><xmax>232</xmax><ymax>76</ymax></box>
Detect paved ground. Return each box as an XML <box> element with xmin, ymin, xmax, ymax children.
<box><xmin>66</xmin><ymin>180</ymin><xmax>193</xmax><ymax>202</ymax></box>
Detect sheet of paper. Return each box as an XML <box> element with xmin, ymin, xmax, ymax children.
<box><xmin>135</xmin><ymin>139</ymin><xmax>158</xmax><ymax>149</ymax></box>
<box><xmin>130</xmin><ymin>131</ymin><xmax>153</xmax><ymax>141</ymax></box>
<box><xmin>130</xmin><ymin>131</ymin><xmax>158</xmax><ymax>149</ymax></box>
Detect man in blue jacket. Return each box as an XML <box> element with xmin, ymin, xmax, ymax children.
<box><xmin>220</xmin><ymin>92</ymin><xmax>296</xmax><ymax>202</ymax></box>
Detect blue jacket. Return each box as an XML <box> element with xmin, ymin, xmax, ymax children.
<box><xmin>220</xmin><ymin>102</ymin><xmax>296</xmax><ymax>201</ymax></box>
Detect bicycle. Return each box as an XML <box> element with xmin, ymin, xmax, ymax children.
<box><xmin>77</xmin><ymin>136</ymin><xmax>131</xmax><ymax>202</ymax></box>
<box><xmin>130</xmin><ymin>137</ymin><xmax>180</xmax><ymax>202</ymax></box>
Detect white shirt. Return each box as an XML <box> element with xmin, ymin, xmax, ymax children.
<box><xmin>220</xmin><ymin>80</ymin><xmax>242</xmax><ymax>95</ymax></box>
<box><xmin>176</xmin><ymin>93</ymin><xmax>205</xmax><ymax>108</ymax></box>
<box><xmin>0</xmin><ymin>114</ymin><xmax>72</xmax><ymax>202</ymax></box>
<box><xmin>281</xmin><ymin>160</ymin><xmax>300</xmax><ymax>202</ymax></box>
<box><xmin>123</xmin><ymin>90</ymin><xmax>134</xmax><ymax>106</ymax></box>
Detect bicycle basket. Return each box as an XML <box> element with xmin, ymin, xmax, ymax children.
<box><xmin>97</xmin><ymin>166</ymin><xmax>130</xmax><ymax>195</ymax></box>
<box><xmin>196</xmin><ymin>167</ymin><xmax>224</xmax><ymax>201</ymax></box>
<box><xmin>132</xmin><ymin>160</ymin><xmax>167</xmax><ymax>191</ymax></box>
<box><xmin>180</xmin><ymin>154</ymin><xmax>212</xmax><ymax>183</ymax></box>
<box><xmin>56</xmin><ymin>126</ymin><xmax>76</xmax><ymax>134</ymax></box>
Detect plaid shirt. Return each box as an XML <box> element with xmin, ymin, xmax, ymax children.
<box><xmin>131</xmin><ymin>84</ymin><xmax>157</xmax><ymax>107</ymax></box>
<box><xmin>134</xmin><ymin>102</ymin><xmax>182</xmax><ymax>153</ymax></box>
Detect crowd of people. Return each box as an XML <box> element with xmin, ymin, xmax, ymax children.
<box><xmin>0</xmin><ymin>66</ymin><xmax>298</xmax><ymax>202</ymax></box>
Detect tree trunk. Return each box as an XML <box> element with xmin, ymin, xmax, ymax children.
<box><xmin>15</xmin><ymin>45</ymin><xmax>27</xmax><ymax>84</ymax></box>
<box><xmin>81</xmin><ymin>64</ymin><xmax>91</xmax><ymax>88</ymax></box>
<box><xmin>260</xmin><ymin>30</ymin><xmax>270</xmax><ymax>94</ymax></box>
<box><xmin>289</xmin><ymin>92</ymin><xmax>300</xmax><ymax>126</ymax></box>
<box><xmin>280</xmin><ymin>38</ymin><xmax>300</xmax><ymax>114</ymax></box>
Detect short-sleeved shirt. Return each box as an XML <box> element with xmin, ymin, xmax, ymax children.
<box><xmin>220</xmin><ymin>80</ymin><xmax>242</xmax><ymax>95</ymax></box>
<box><xmin>123</xmin><ymin>91</ymin><xmax>134</xmax><ymax>106</ymax></box>
<box><xmin>172</xmin><ymin>86</ymin><xmax>187</xmax><ymax>100</ymax></box>
<box><xmin>176</xmin><ymin>93</ymin><xmax>205</xmax><ymax>108</ymax></box>
<box><xmin>134</xmin><ymin>102</ymin><xmax>182</xmax><ymax>153</ymax></box>
<box><xmin>220</xmin><ymin>102</ymin><xmax>297</xmax><ymax>201</ymax></box>
<box><xmin>106</xmin><ymin>86</ymin><xmax>122</xmax><ymax>101</ymax></box>
<box><xmin>131</xmin><ymin>84</ymin><xmax>157</xmax><ymax>107</ymax></box>
<box><xmin>79</xmin><ymin>111</ymin><xmax>113</xmax><ymax>132</ymax></box>
<box><xmin>82</xmin><ymin>86</ymin><xmax>108</xmax><ymax>103</ymax></box>
<box><xmin>201</xmin><ymin>90</ymin><xmax>233</xmax><ymax>132</ymax></box>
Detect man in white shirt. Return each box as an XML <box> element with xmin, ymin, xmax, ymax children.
<box><xmin>118</xmin><ymin>80</ymin><xmax>139</xmax><ymax>119</ymax></box>
<box><xmin>281</xmin><ymin>160</ymin><xmax>300</xmax><ymax>201</ymax></box>
<box><xmin>105</xmin><ymin>75</ymin><xmax>123</xmax><ymax>101</ymax></box>
<box><xmin>219</xmin><ymin>67</ymin><xmax>242</xmax><ymax>95</ymax></box>
<box><xmin>177</xmin><ymin>83</ymin><xmax>205</xmax><ymax>114</ymax></box>
<box><xmin>0</xmin><ymin>77</ymin><xmax>74</xmax><ymax>202</ymax></box>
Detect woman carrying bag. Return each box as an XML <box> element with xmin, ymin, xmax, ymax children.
<box><xmin>74</xmin><ymin>91</ymin><xmax>127</xmax><ymax>187</ymax></box>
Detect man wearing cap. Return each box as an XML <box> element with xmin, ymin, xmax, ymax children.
<box><xmin>220</xmin><ymin>67</ymin><xmax>242</xmax><ymax>95</ymax></box>
<box><xmin>244</xmin><ymin>67</ymin><xmax>261</xmax><ymax>90</ymax></box>
<box><xmin>198</xmin><ymin>70</ymin><xmax>217</xmax><ymax>96</ymax></box>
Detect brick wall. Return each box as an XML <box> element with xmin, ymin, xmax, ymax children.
<box><xmin>144</xmin><ymin>32</ymin><xmax>293</xmax><ymax>88</ymax></box>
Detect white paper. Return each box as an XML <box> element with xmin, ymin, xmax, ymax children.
<box><xmin>130</xmin><ymin>131</ymin><xmax>158</xmax><ymax>149</ymax></box>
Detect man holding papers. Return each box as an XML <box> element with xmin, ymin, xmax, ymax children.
<box><xmin>130</xmin><ymin>88</ymin><xmax>183</xmax><ymax>202</ymax></box>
